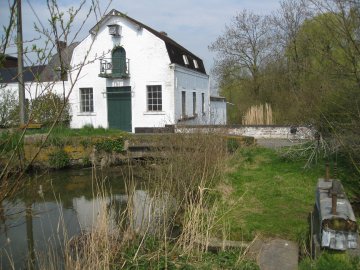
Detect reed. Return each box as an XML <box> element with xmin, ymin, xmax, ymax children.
<box><xmin>242</xmin><ymin>103</ymin><xmax>273</xmax><ymax>125</ymax></box>
<box><xmin>20</xmin><ymin>133</ymin><xmax>252</xmax><ymax>269</ymax></box>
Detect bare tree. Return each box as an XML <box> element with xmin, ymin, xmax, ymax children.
<box><xmin>303</xmin><ymin>0</ymin><xmax>360</xmax><ymax>172</ymax></box>
<box><xmin>271</xmin><ymin>0</ymin><xmax>311</xmax><ymax>76</ymax></box>
<box><xmin>209</xmin><ymin>10</ymin><xmax>271</xmax><ymax>97</ymax></box>
<box><xmin>0</xmin><ymin>0</ymin><xmax>112</xmax><ymax>202</ymax></box>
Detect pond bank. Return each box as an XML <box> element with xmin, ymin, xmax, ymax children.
<box><xmin>20</xmin><ymin>133</ymin><xmax>255</xmax><ymax>170</ymax></box>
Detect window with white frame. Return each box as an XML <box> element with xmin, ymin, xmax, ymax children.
<box><xmin>193</xmin><ymin>60</ymin><xmax>199</xmax><ymax>69</ymax></box>
<box><xmin>147</xmin><ymin>85</ymin><xmax>162</xmax><ymax>111</ymax></box>
<box><xmin>80</xmin><ymin>88</ymin><xmax>94</xmax><ymax>113</ymax></box>
<box><xmin>182</xmin><ymin>91</ymin><xmax>186</xmax><ymax>117</ymax></box>
<box><xmin>183</xmin><ymin>55</ymin><xmax>189</xmax><ymax>65</ymax></box>
<box><xmin>201</xmin><ymin>93</ymin><xmax>205</xmax><ymax>115</ymax></box>
<box><xmin>193</xmin><ymin>92</ymin><xmax>196</xmax><ymax>115</ymax></box>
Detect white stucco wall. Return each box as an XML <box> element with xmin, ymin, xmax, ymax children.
<box><xmin>69</xmin><ymin>15</ymin><xmax>176</xmax><ymax>131</ymax></box>
<box><xmin>173</xmin><ymin>65</ymin><xmax>210</xmax><ymax>125</ymax></box>
<box><xmin>175</xmin><ymin>126</ymin><xmax>315</xmax><ymax>139</ymax></box>
<box><xmin>1</xmin><ymin>14</ymin><xmax>220</xmax><ymax>131</ymax></box>
<box><xmin>1</xmin><ymin>81</ymin><xmax>67</xmax><ymax>101</ymax></box>
<box><xmin>210</xmin><ymin>100</ymin><xmax>227</xmax><ymax>125</ymax></box>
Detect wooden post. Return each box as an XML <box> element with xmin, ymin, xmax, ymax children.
<box><xmin>17</xmin><ymin>0</ymin><xmax>26</xmax><ymax>125</ymax></box>
<box><xmin>325</xmin><ymin>163</ymin><xmax>330</xmax><ymax>181</ymax></box>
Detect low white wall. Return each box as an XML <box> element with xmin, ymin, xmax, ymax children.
<box><xmin>210</xmin><ymin>100</ymin><xmax>227</xmax><ymax>125</ymax></box>
<box><xmin>175</xmin><ymin>125</ymin><xmax>315</xmax><ymax>139</ymax></box>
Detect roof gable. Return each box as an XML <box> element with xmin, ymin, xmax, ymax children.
<box><xmin>90</xmin><ymin>9</ymin><xmax>207</xmax><ymax>74</ymax></box>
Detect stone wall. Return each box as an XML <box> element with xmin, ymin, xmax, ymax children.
<box><xmin>175</xmin><ymin>125</ymin><xmax>315</xmax><ymax>139</ymax></box>
<box><xmin>23</xmin><ymin>134</ymin><xmax>128</xmax><ymax>169</ymax></box>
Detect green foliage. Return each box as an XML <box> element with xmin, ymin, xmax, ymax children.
<box><xmin>30</xmin><ymin>92</ymin><xmax>71</xmax><ymax>126</ymax></box>
<box><xmin>82</xmin><ymin>124</ymin><xmax>94</xmax><ymax>131</ymax></box>
<box><xmin>79</xmin><ymin>139</ymin><xmax>90</xmax><ymax>148</ymax></box>
<box><xmin>121</xmin><ymin>237</ymin><xmax>258</xmax><ymax>269</ymax></box>
<box><xmin>213</xmin><ymin>3</ymin><xmax>360</xmax><ymax>188</ymax></box>
<box><xmin>0</xmin><ymin>130</ymin><xmax>22</xmax><ymax>153</ymax></box>
<box><xmin>95</xmin><ymin>137</ymin><xmax>125</xmax><ymax>153</ymax></box>
<box><xmin>82</xmin><ymin>156</ymin><xmax>91</xmax><ymax>167</ymax></box>
<box><xmin>0</xmin><ymin>88</ymin><xmax>19</xmax><ymax>127</ymax></box>
<box><xmin>26</xmin><ymin>126</ymin><xmax>123</xmax><ymax>137</ymax></box>
<box><xmin>48</xmin><ymin>149</ymin><xmax>70</xmax><ymax>169</ymax></box>
<box><xmin>201</xmin><ymin>250</ymin><xmax>259</xmax><ymax>270</ymax></box>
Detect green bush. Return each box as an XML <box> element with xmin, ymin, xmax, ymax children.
<box><xmin>49</xmin><ymin>149</ymin><xmax>70</xmax><ymax>169</ymax></box>
<box><xmin>30</xmin><ymin>92</ymin><xmax>71</xmax><ymax>126</ymax></box>
<box><xmin>0</xmin><ymin>131</ymin><xmax>22</xmax><ymax>153</ymax></box>
<box><xmin>95</xmin><ymin>137</ymin><xmax>125</xmax><ymax>153</ymax></box>
<box><xmin>0</xmin><ymin>88</ymin><xmax>19</xmax><ymax>127</ymax></box>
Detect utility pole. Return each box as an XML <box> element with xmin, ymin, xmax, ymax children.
<box><xmin>17</xmin><ymin>0</ymin><xmax>26</xmax><ymax>125</ymax></box>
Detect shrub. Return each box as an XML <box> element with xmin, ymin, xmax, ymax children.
<box><xmin>49</xmin><ymin>149</ymin><xmax>70</xmax><ymax>169</ymax></box>
<box><xmin>30</xmin><ymin>92</ymin><xmax>71</xmax><ymax>126</ymax></box>
<box><xmin>95</xmin><ymin>137</ymin><xmax>125</xmax><ymax>153</ymax></box>
<box><xmin>0</xmin><ymin>130</ymin><xmax>22</xmax><ymax>153</ymax></box>
<box><xmin>0</xmin><ymin>88</ymin><xmax>19</xmax><ymax>127</ymax></box>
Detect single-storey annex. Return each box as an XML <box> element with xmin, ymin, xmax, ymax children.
<box><xmin>0</xmin><ymin>9</ymin><xmax>227</xmax><ymax>132</ymax></box>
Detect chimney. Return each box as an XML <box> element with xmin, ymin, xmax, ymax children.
<box><xmin>159</xmin><ymin>31</ymin><xmax>168</xmax><ymax>36</ymax></box>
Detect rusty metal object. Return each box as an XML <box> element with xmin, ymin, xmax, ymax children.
<box><xmin>331</xmin><ymin>180</ymin><xmax>342</xmax><ymax>215</ymax></box>
<box><xmin>331</xmin><ymin>191</ymin><xmax>337</xmax><ymax>215</ymax></box>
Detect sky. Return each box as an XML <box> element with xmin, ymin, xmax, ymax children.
<box><xmin>0</xmin><ymin>0</ymin><xmax>281</xmax><ymax>74</ymax></box>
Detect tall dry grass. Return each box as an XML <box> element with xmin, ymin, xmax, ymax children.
<box><xmin>130</xmin><ymin>133</ymin><xmax>231</xmax><ymax>253</ymax></box>
<box><xmin>242</xmin><ymin>103</ymin><xmax>273</xmax><ymax>125</ymax></box>
<box><xmin>26</xmin><ymin>133</ymin><xmax>234</xmax><ymax>269</ymax></box>
<box><xmin>33</xmin><ymin>172</ymin><xmax>125</xmax><ymax>270</ymax></box>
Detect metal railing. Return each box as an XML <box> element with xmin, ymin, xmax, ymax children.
<box><xmin>99</xmin><ymin>58</ymin><xmax>130</xmax><ymax>78</ymax></box>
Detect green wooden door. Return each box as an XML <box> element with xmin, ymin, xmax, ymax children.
<box><xmin>107</xmin><ymin>87</ymin><xmax>132</xmax><ymax>131</ymax></box>
<box><xmin>112</xmin><ymin>47</ymin><xmax>126</xmax><ymax>77</ymax></box>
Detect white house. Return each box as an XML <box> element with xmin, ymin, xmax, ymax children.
<box><xmin>0</xmin><ymin>9</ymin><xmax>227</xmax><ymax>132</ymax></box>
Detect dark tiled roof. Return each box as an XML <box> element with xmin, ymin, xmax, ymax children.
<box><xmin>0</xmin><ymin>65</ymin><xmax>46</xmax><ymax>83</ymax></box>
<box><xmin>90</xmin><ymin>9</ymin><xmax>207</xmax><ymax>75</ymax></box>
<box><xmin>0</xmin><ymin>42</ymin><xmax>79</xmax><ymax>83</ymax></box>
<box><xmin>0</xmin><ymin>54</ymin><xmax>18</xmax><ymax>68</ymax></box>
<box><xmin>40</xmin><ymin>42</ymin><xmax>79</xmax><ymax>81</ymax></box>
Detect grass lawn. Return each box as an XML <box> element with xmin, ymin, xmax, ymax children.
<box><xmin>24</xmin><ymin>125</ymin><xmax>125</xmax><ymax>137</ymax></box>
<box><xmin>225</xmin><ymin>146</ymin><xmax>325</xmax><ymax>242</ymax></box>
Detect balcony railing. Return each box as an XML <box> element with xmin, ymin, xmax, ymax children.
<box><xmin>99</xmin><ymin>58</ymin><xmax>130</xmax><ymax>78</ymax></box>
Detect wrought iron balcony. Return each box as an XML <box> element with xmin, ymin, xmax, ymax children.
<box><xmin>99</xmin><ymin>58</ymin><xmax>130</xmax><ymax>78</ymax></box>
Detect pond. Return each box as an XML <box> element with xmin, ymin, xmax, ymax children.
<box><xmin>0</xmin><ymin>167</ymin><xmax>136</xmax><ymax>269</ymax></box>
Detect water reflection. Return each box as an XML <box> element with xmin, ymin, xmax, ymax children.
<box><xmin>0</xmin><ymin>168</ymin><xmax>128</xmax><ymax>269</ymax></box>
